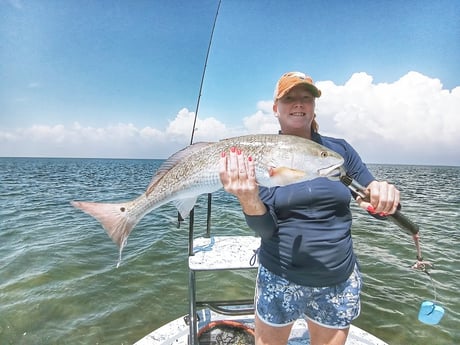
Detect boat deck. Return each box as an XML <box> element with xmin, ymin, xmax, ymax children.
<box><xmin>135</xmin><ymin>308</ymin><xmax>388</xmax><ymax>345</ymax></box>
<box><xmin>135</xmin><ymin>235</ymin><xmax>388</xmax><ymax>345</ymax></box>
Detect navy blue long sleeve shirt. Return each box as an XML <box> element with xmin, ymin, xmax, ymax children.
<box><xmin>245</xmin><ymin>133</ymin><xmax>375</xmax><ymax>287</ymax></box>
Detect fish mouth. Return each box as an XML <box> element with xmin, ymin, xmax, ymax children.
<box><xmin>318</xmin><ymin>164</ymin><xmax>344</xmax><ymax>179</ymax></box>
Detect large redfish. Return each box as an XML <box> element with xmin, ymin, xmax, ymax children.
<box><xmin>71</xmin><ymin>134</ymin><xmax>343</xmax><ymax>252</ymax></box>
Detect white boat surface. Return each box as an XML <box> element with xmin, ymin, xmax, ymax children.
<box><xmin>135</xmin><ymin>308</ymin><xmax>388</xmax><ymax>345</ymax></box>
<box><xmin>134</xmin><ymin>235</ymin><xmax>389</xmax><ymax>345</ymax></box>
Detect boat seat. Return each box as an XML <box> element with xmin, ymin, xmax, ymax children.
<box><xmin>189</xmin><ymin>235</ymin><xmax>260</xmax><ymax>271</ymax></box>
<box><xmin>187</xmin><ymin>234</ymin><xmax>260</xmax><ymax>343</ymax></box>
<box><xmin>188</xmin><ymin>235</ymin><xmax>260</xmax><ymax>319</ymax></box>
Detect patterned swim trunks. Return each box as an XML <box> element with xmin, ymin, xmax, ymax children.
<box><xmin>255</xmin><ymin>264</ymin><xmax>362</xmax><ymax>329</ymax></box>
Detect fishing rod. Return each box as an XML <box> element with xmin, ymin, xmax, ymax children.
<box><xmin>179</xmin><ymin>0</ymin><xmax>221</xmax><ymax>229</ymax></box>
<box><xmin>338</xmin><ymin>170</ymin><xmax>431</xmax><ymax>269</ymax></box>
<box><xmin>186</xmin><ymin>0</ymin><xmax>222</xmax><ymax>255</ymax></box>
<box><xmin>338</xmin><ymin>169</ymin><xmax>444</xmax><ymax>325</ymax></box>
<box><xmin>184</xmin><ymin>0</ymin><xmax>222</xmax><ymax>245</ymax></box>
<box><xmin>189</xmin><ymin>0</ymin><xmax>222</xmax><ymax>146</ymax></box>
<box><xmin>185</xmin><ymin>2</ymin><xmax>222</xmax><ymax>345</ymax></box>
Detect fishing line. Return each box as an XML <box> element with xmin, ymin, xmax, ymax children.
<box><xmin>410</xmin><ymin>241</ymin><xmax>445</xmax><ymax>325</ymax></box>
<box><xmin>417</xmin><ymin>275</ymin><xmax>444</xmax><ymax>324</ymax></box>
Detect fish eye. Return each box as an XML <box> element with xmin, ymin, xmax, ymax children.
<box><xmin>320</xmin><ymin>151</ymin><xmax>328</xmax><ymax>158</ymax></box>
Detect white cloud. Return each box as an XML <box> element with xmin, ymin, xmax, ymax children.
<box><xmin>165</xmin><ymin>108</ymin><xmax>232</xmax><ymax>142</ymax></box>
<box><xmin>0</xmin><ymin>122</ymin><xmax>170</xmax><ymax>159</ymax></box>
<box><xmin>0</xmin><ymin>109</ymin><xmax>234</xmax><ymax>159</ymax></box>
<box><xmin>0</xmin><ymin>71</ymin><xmax>459</xmax><ymax>165</ymax></box>
<box><xmin>239</xmin><ymin>71</ymin><xmax>459</xmax><ymax>165</ymax></box>
<box><xmin>242</xmin><ymin>101</ymin><xmax>279</xmax><ymax>134</ymax></box>
<box><xmin>314</xmin><ymin>71</ymin><xmax>460</xmax><ymax>165</ymax></box>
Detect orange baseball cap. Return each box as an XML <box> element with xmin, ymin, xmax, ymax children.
<box><xmin>274</xmin><ymin>71</ymin><xmax>321</xmax><ymax>100</ymax></box>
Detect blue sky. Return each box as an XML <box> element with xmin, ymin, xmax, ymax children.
<box><xmin>1</xmin><ymin>0</ymin><xmax>459</xmax><ymax>165</ymax></box>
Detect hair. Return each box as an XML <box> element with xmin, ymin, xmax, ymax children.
<box><xmin>312</xmin><ymin>114</ymin><xmax>319</xmax><ymax>132</ymax></box>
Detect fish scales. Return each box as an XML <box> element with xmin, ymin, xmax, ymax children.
<box><xmin>71</xmin><ymin>134</ymin><xmax>344</xmax><ymax>257</ymax></box>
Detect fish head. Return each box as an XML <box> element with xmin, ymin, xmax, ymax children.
<box><xmin>256</xmin><ymin>135</ymin><xmax>344</xmax><ymax>187</ymax></box>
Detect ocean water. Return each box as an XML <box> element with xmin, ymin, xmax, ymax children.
<box><xmin>0</xmin><ymin>157</ymin><xmax>459</xmax><ymax>345</ymax></box>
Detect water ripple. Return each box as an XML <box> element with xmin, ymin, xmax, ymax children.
<box><xmin>0</xmin><ymin>159</ymin><xmax>458</xmax><ymax>344</ymax></box>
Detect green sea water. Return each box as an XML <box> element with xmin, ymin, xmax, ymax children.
<box><xmin>0</xmin><ymin>158</ymin><xmax>458</xmax><ymax>344</ymax></box>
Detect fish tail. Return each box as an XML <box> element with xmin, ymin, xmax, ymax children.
<box><xmin>71</xmin><ymin>200</ymin><xmax>138</xmax><ymax>250</ymax></box>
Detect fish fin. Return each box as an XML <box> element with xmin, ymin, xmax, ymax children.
<box><xmin>173</xmin><ymin>197</ymin><xmax>198</xmax><ymax>219</ymax></box>
<box><xmin>268</xmin><ymin>166</ymin><xmax>307</xmax><ymax>186</ymax></box>
<box><xmin>71</xmin><ymin>200</ymin><xmax>138</xmax><ymax>250</ymax></box>
<box><xmin>146</xmin><ymin>142</ymin><xmax>213</xmax><ymax>196</ymax></box>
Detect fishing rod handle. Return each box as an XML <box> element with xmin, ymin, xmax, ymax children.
<box><xmin>340</xmin><ymin>174</ymin><xmax>420</xmax><ymax>236</ymax></box>
<box><xmin>388</xmin><ymin>209</ymin><xmax>419</xmax><ymax>236</ymax></box>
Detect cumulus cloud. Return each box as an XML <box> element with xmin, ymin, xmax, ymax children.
<box><xmin>0</xmin><ymin>108</ymin><xmax>234</xmax><ymax>159</ymax></box>
<box><xmin>166</xmin><ymin>108</ymin><xmax>232</xmax><ymax>142</ymax></box>
<box><xmin>239</xmin><ymin>71</ymin><xmax>459</xmax><ymax>165</ymax></box>
<box><xmin>314</xmin><ymin>71</ymin><xmax>460</xmax><ymax>165</ymax></box>
<box><xmin>242</xmin><ymin>100</ymin><xmax>279</xmax><ymax>134</ymax></box>
<box><xmin>0</xmin><ymin>71</ymin><xmax>459</xmax><ymax>165</ymax></box>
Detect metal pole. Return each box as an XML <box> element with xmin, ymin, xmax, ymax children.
<box><xmin>188</xmin><ymin>270</ymin><xmax>198</xmax><ymax>345</ymax></box>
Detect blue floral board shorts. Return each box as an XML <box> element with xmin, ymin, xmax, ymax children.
<box><xmin>255</xmin><ymin>264</ymin><xmax>362</xmax><ymax>329</ymax></box>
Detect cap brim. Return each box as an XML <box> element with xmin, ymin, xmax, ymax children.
<box><xmin>278</xmin><ymin>82</ymin><xmax>321</xmax><ymax>99</ymax></box>
<box><xmin>298</xmin><ymin>83</ymin><xmax>321</xmax><ymax>97</ymax></box>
